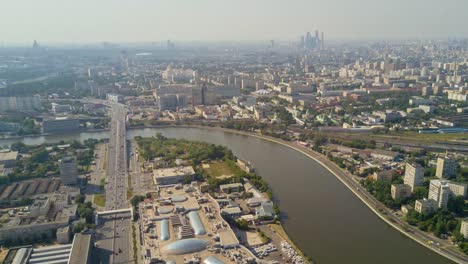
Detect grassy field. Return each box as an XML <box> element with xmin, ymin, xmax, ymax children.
<box><xmin>94</xmin><ymin>193</ymin><xmax>106</xmax><ymax>207</ymax></box>
<box><xmin>204</xmin><ymin>160</ymin><xmax>242</xmax><ymax>178</ymax></box>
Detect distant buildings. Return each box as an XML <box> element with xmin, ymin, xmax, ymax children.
<box><xmin>51</xmin><ymin>103</ymin><xmax>72</xmax><ymax>113</ymax></box>
<box><xmin>162</xmin><ymin>65</ymin><xmax>197</xmax><ymax>82</ymax></box>
<box><xmin>155</xmin><ymin>83</ymin><xmax>240</xmax><ymax>110</ymax></box>
<box><xmin>106</xmin><ymin>93</ymin><xmax>124</xmax><ymax>103</ymax></box>
<box><xmin>60</xmin><ymin>157</ymin><xmax>79</xmax><ymax>185</ymax></box>
<box><xmin>299</xmin><ymin>30</ymin><xmax>323</xmax><ymax>50</ymax></box>
<box><xmin>436</xmin><ymin>155</ymin><xmax>458</xmax><ymax>179</ymax></box>
<box><xmin>0</xmin><ymin>96</ymin><xmax>41</xmax><ymax>112</ymax></box>
<box><xmin>404</xmin><ymin>163</ymin><xmax>424</xmax><ymax>191</ymax></box>
<box><xmin>42</xmin><ymin>117</ymin><xmax>80</xmax><ymax>133</ymax></box>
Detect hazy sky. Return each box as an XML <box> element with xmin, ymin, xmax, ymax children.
<box><xmin>2</xmin><ymin>0</ymin><xmax>467</xmax><ymax>44</ymax></box>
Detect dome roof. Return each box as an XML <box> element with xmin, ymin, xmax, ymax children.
<box><xmin>163</xmin><ymin>238</ymin><xmax>209</xmax><ymax>255</ymax></box>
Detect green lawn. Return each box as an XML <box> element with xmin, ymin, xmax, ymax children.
<box><xmin>204</xmin><ymin>160</ymin><xmax>242</xmax><ymax>178</ymax></box>
<box><xmin>94</xmin><ymin>193</ymin><xmax>106</xmax><ymax>207</ymax></box>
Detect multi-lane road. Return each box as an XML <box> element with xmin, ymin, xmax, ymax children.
<box><xmin>96</xmin><ymin>103</ymin><xmax>133</xmax><ymax>264</ymax></box>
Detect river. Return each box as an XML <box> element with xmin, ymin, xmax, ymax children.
<box><xmin>0</xmin><ymin>127</ymin><xmax>453</xmax><ymax>264</ymax></box>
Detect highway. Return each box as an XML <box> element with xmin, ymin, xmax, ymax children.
<box><xmin>96</xmin><ymin>102</ymin><xmax>133</xmax><ymax>264</ymax></box>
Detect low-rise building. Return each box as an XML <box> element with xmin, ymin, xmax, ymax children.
<box><xmin>56</xmin><ymin>225</ymin><xmax>71</xmax><ymax>244</ymax></box>
<box><xmin>0</xmin><ymin>151</ymin><xmax>18</xmax><ymax>167</ymax></box>
<box><xmin>30</xmin><ymin>196</ymin><xmax>51</xmax><ymax>217</ymax></box>
<box><xmin>237</xmin><ymin>159</ymin><xmax>255</xmax><ymax>173</ymax></box>
<box><xmin>221</xmin><ymin>207</ymin><xmax>242</xmax><ymax>219</ymax></box>
<box><xmin>256</xmin><ymin>201</ymin><xmax>275</xmax><ymax>219</ymax></box>
<box><xmin>370</xmin><ymin>170</ymin><xmax>394</xmax><ymax>183</ymax></box>
<box><xmin>153</xmin><ymin>166</ymin><xmax>195</xmax><ymax>185</ymax></box>
<box><xmin>461</xmin><ymin>218</ymin><xmax>468</xmax><ymax>239</ymax></box>
<box><xmin>220</xmin><ymin>183</ymin><xmax>243</xmax><ymax>193</ymax></box>
<box><xmin>391</xmin><ymin>184</ymin><xmax>411</xmax><ymax>200</ymax></box>
<box><xmin>415</xmin><ymin>198</ymin><xmax>436</xmax><ymax>215</ymax></box>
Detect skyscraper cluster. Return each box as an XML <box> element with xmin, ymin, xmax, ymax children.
<box><xmin>299</xmin><ymin>30</ymin><xmax>324</xmax><ymax>50</ymax></box>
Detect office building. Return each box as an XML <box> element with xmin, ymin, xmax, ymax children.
<box><xmin>428</xmin><ymin>180</ymin><xmax>467</xmax><ymax>209</ymax></box>
<box><xmin>436</xmin><ymin>155</ymin><xmax>458</xmax><ymax>179</ymax></box>
<box><xmin>415</xmin><ymin>198</ymin><xmax>436</xmax><ymax>215</ymax></box>
<box><xmin>391</xmin><ymin>184</ymin><xmax>411</xmax><ymax>200</ymax></box>
<box><xmin>42</xmin><ymin>117</ymin><xmax>80</xmax><ymax>133</ymax></box>
<box><xmin>404</xmin><ymin>163</ymin><xmax>424</xmax><ymax>191</ymax></box>
<box><xmin>461</xmin><ymin>218</ymin><xmax>468</xmax><ymax>239</ymax></box>
<box><xmin>60</xmin><ymin>157</ymin><xmax>79</xmax><ymax>185</ymax></box>
<box><xmin>428</xmin><ymin>180</ymin><xmax>451</xmax><ymax>208</ymax></box>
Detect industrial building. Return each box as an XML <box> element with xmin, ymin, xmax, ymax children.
<box><xmin>139</xmin><ymin>184</ymin><xmax>252</xmax><ymax>263</ymax></box>
<box><xmin>42</xmin><ymin>117</ymin><xmax>80</xmax><ymax>134</ymax></box>
<box><xmin>2</xmin><ymin>244</ymin><xmax>72</xmax><ymax>264</ymax></box>
<box><xmin>0</xmin><ymin>96</ymin><xmax>41</xmax><ymax>112</ymax></box>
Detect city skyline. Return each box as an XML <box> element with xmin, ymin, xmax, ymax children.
<box><xmin>1</xmin><ymin>0</ymin><xmax>468</xmax><ymax>44</ymax></box>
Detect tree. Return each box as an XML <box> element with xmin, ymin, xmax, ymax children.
<box><xmin>236</xmin><ymin>219</ymin><xmax>249</xmax><ymax>230</ymax></box>
<box><xmin>73</xmin><ymin>222</ymin><xmax>86</xmax><ymax>233</ymax></box>
<box><xmin>413</xmin><ymin>187</ymin><xmax>428</xmax><ymax>200</ymax></box>
<box><xmin>75</xmin><ymin>194</ymin><xmax>86</xmax><ymax>204</ymax></box>
<box><xmin>447</xmin><ymin>196</ymin><xmax>465</xmax><ymax>215</ymax></box>
<box><xmin>130</xmin><ymin>195</ymin><xmax>145</xmax><ymax>208</ymax></box>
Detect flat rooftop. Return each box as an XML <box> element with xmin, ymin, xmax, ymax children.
<box><xmin>68</xmin><ymin>233</ymin><xmax>92</xmax><ymax>264</ymax></box>
<box><xmin>153</xmin><ymin>166</ymin><xmax>195</xmax><ymax>178</ymax></box>
<box><xmin>0</xmin><ymin>151</ymin><xmax>18</xmax><ymax>161</ymax></box>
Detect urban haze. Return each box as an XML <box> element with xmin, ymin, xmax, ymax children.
<box><xmin>0</xmin><ymin>1</ymin><xmax>467</xmax><ymax>264</ymax></box>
